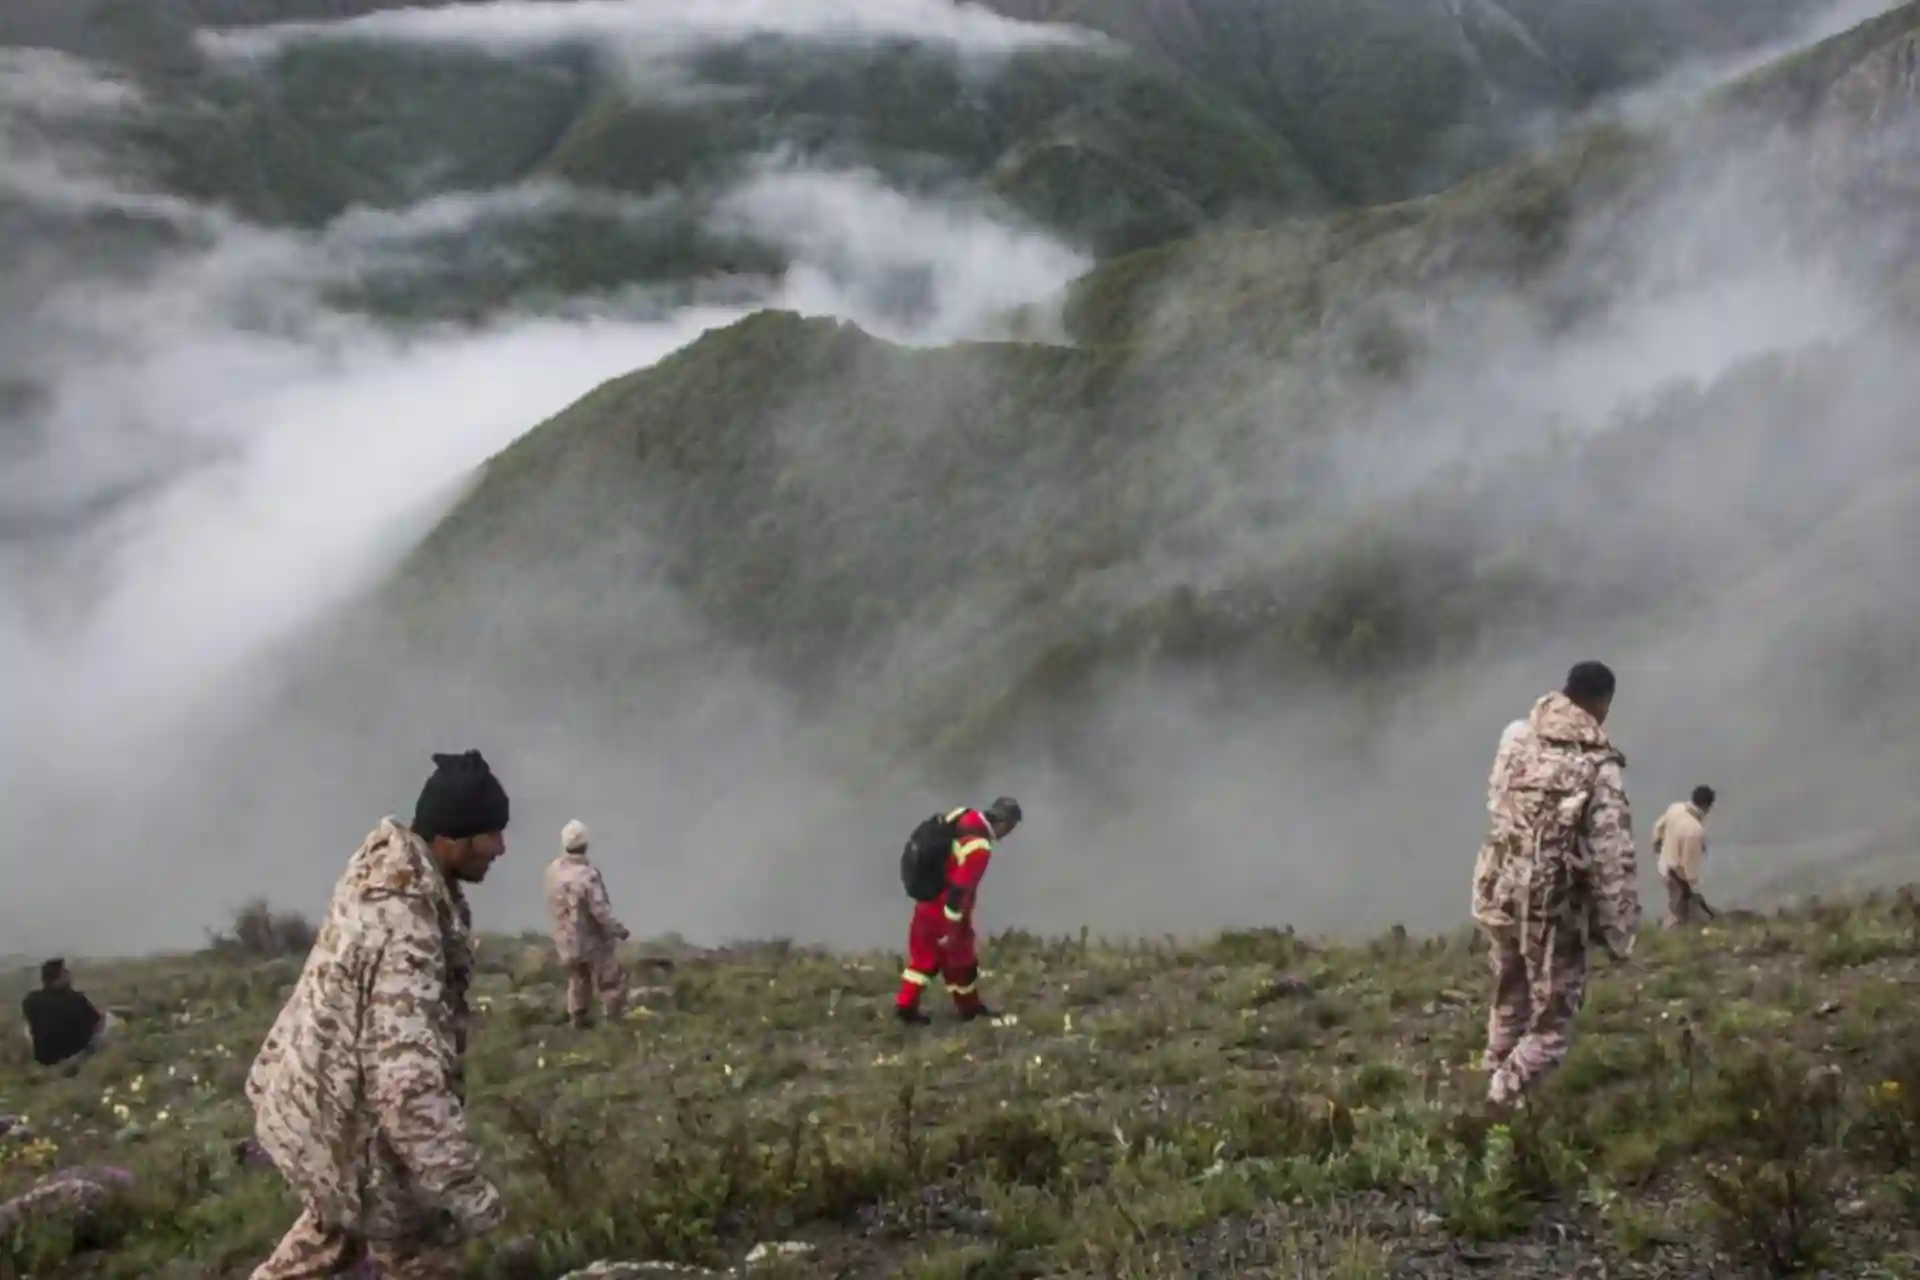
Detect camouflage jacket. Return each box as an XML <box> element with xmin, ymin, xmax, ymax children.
<box><xmin>542</xmin><ymin>851</ymin><xmax>627</xmax><ymax>963</ymax></box>
<box><xmin>246</xmin><ymin>818</ymin><xmax>502</xmax><ymax>1238</ymax></box>
<box><xmin>1473</xmin><ymin>692</ymin><xmax>1640</xmax><ymax>957</ymax></box>
<box><xmin>1487</xmin><ymin>719</ymin><xmax>1527</xmax><ymax>816</ymax></box>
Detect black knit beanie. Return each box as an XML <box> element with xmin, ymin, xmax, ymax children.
<box><xmin>413</xmin><ymin>750</ymin><xmax>510</xmax><ymax>841</ymax></box>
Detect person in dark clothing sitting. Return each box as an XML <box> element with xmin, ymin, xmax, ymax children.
<box><xmin>21</xmin><ymin>958</ymin><xmax>113</xmax><ymax>1067</ymax></box>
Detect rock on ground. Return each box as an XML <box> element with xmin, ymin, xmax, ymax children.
<box><xmin>0</xmin><ymin>1165</ymin><xmax>136</xmax><ymax>1236</ymax></box>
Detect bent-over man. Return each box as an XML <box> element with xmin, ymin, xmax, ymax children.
<box><xmin>1654</xmin><ymin>785</ymin><xmax>1716</xmax><ymax>928</ymax></box>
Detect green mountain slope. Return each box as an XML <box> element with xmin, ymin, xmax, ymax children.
<box><xmin>384</xmin><ymin>0</ymin><xmax>1920</xmax><ymax>750</ymax></box>
<box><xmin>190</xmin><ymin>2</ymin><xmax>1920</xmax><ymax>936</ymax></box>
<box><xmin>982</xmin><ymin>0</ymin><xmax>1840</xmax><ymax>203</ymax></box>
<box><xmin>2</xmin><ymin>0</ymin><xmax>1876</xmax><ymax>325</ymax></box>
<box><xmin>0</xmin><ymin>0</ymin><xmax>1329</xmax><ymax>314</ymax></box>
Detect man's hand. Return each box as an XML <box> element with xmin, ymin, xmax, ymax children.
<box><xmin>495</xmin><ymin>1232</ymin><xmax>540</xmax><ymax>1270</ymax></box>
<box><xmin>447</xmin><ymin>1177</ymin><xmax>506</xmax><ymax>1238</ymax></box>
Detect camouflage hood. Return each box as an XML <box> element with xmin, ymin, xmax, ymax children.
<box><xmin>343</xmin><ymin>817</ymin><xmax>461</xmax><ymax>909</ymax></box>
<box><xmin>1524</xmin><ymin>691</ymin><xmax>1623</xmax><ymax>766</ymax></box>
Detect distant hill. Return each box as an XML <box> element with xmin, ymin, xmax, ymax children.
<box><xmin>14</xmin><ymin>2</ymin><xmax>1920</xmax><ymax>943</ymax></box>
<box><xmin>980</xmin><ymin>0</ymin><xmax>1841</xmax><ymax>202</ymax></box>
<box><xmin>0</xmin><ymin>0</ymin><xmax>1871</xmax><ymax>322</ymax></box>
<box><xmin>186</xmin><ymin>5</ymin><xmax>1920</xmax><ymax>938</ymax></box>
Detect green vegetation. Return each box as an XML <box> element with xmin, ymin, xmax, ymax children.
<box><xmin>983</xmin><ymin>0</ymin><xmax>1833</xmax><ymax>203</ymax></box>
<box><xmin>3</xmin><ymin>0</ymin><xmax>1888</xmax><ymax>323</ymax></box>
<box><xmin>8</xmin><ymin>893</ymin><xmax>1920</xmax><ymax>1275</ymax></box>
<box><xmin>326</xmin><ymin>2</ymin><xmax>1920</xmax><ymax>780</ymax></box>
<box><xmin>375</xmin><ymin>283</ymin><xmax>1920</xmax><ymax>773</ymax></box>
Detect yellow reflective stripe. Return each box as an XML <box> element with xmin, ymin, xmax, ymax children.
<box><xmin>949</xmin><ymin>981</ymin><xmax>977</xmax><ymax>996</ymax></box>
<box><xmin>944</xmin><ymin>807</ymin><xmax>968</xmax><ymax>822</ymax></box>
<box><xmin>952</xmin><ymin>837</ymin><xmax>992</xmax><ymax>865</ymax></box>
<box><xmin>901</xmin><ymin>969</ymin><xmax>931</xmax><ymax>986</ymax></box>
<box><xmin>943</xmin><ymin>905</ymin><xmax>965</xmax><ymax>922</ymax></box>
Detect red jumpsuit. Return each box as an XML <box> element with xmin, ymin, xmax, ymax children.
<box><xmin>895</xmin><ymin>807</ymin><xmax>995</xmax><ymax>1016</ymax></box>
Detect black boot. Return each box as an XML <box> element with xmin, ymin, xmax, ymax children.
<box><xmin>960</xmin><ymin>1003</ymin><xmax>999</xmax><ymax>1023</ymax></box>
<box><xmin>895</xmin><ymin>1005</ymin><xmax>933</xmax><ymax>1026</ymax></box>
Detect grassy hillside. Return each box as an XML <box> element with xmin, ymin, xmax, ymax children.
<box><xmin>5</xmin><ymin>895</ymin><xmax>1920</xmax><ymax>1275</ymax></box>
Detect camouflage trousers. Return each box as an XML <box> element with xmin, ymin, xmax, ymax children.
<box><xmin>565</xmin><ymin>946</ymin><xmax>627</xmax><ymax>1022</ymax></box>
<box><xmin>1479</xmin><ymin>914</ymin><xmax>1589</xmax><ymax>1104</ymax></box>
<box><xmin>251</xmin><ymin>1208</ymin><xmax>461</xmax><ymax>1279</ymax></box>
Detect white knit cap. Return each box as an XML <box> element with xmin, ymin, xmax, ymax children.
<box><xmin>562</xmin><ymin>819</ymin><xmax>590</xmax><ymax>852</ymax></box>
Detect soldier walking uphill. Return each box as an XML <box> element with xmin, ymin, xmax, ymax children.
<box><xmin>895</xmin><ymin>797</ymin><xmax>1022</xmax><ymax>1026</ymax></box>
<box><xmin>1474</xmin><ymin>663</ymin><xmax>1641</xmax><ymax>1107</ymax></box>
<box><xmin>246</xmin><ymin>750</ymin><xmax>511</xmax><ymax>1280</ymax></box>
<box><xmin>543</xmin><ymin>818</ymin><xmax>632</xmax><ymax>1028</ymax></box>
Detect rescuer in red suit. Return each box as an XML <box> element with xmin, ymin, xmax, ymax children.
<box><xmin>895</xmin><ymin>797</ymin><xmax>1023</xmax><ymax>1025</ymax></box>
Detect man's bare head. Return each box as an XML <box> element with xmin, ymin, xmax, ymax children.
<box><xmin>985</xmin><ymin>796</ymin><xmax>1023</xmax><ymax>840</ymax></box>
<box><xmin>1563</xmin><ymin>660</ymin><xmax>1617</xmax><ymax>725</ymax></box>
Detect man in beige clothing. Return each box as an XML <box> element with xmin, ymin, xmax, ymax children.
<box><xmin>543</xmin><ymin>820</ymin><xmax>631</xmax><ymax>1028</ymax></box>
<box><xmin>1653</xmin><ymin>785</ymin><xmax>1715</xmax><ymax>928</ymax></box>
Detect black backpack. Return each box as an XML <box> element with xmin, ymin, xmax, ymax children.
<box><xmin>901</xmin><ymin>811</ymin><xmax>957</xmax><ymax>901</ymax></box>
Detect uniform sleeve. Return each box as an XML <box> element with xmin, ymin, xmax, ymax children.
<box><xmin>943</xmin><ymin>837</ymin><xmax>992</xmax><ymax>924</ymax></box>
<box><xmin>1650</xmin><ymin>807</ymin><xmax>1667</xmax><ymax>855</ymax></box>
<box><xmin>362</xmin><ymin>900</ymin><xmax>503</xmax><ymax>1236</ymax></box>
<box><xmin>1587</xmin><ymin>759</ymin><xmax>1641</xmax><ymax>958</ymax></box>
<box><xmin>587</xmin><ymin>869</ymin><xmax>628</xmax><ymax>939</ymax></box>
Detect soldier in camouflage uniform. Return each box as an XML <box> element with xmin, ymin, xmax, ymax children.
<box><xmin>1473</xmin><ymin>663</ymin><xmax>1639</xmax><ymax>1107</ymax></box>
<box><xmin>543</xmin><ymin>819</ymin><xmax>631</xmax><ymax>1028</ymax></box>
<box><xmin>246</xmin><ymin>750</ymin><xmax>511</xmax><ymax>1279</ymax></box>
